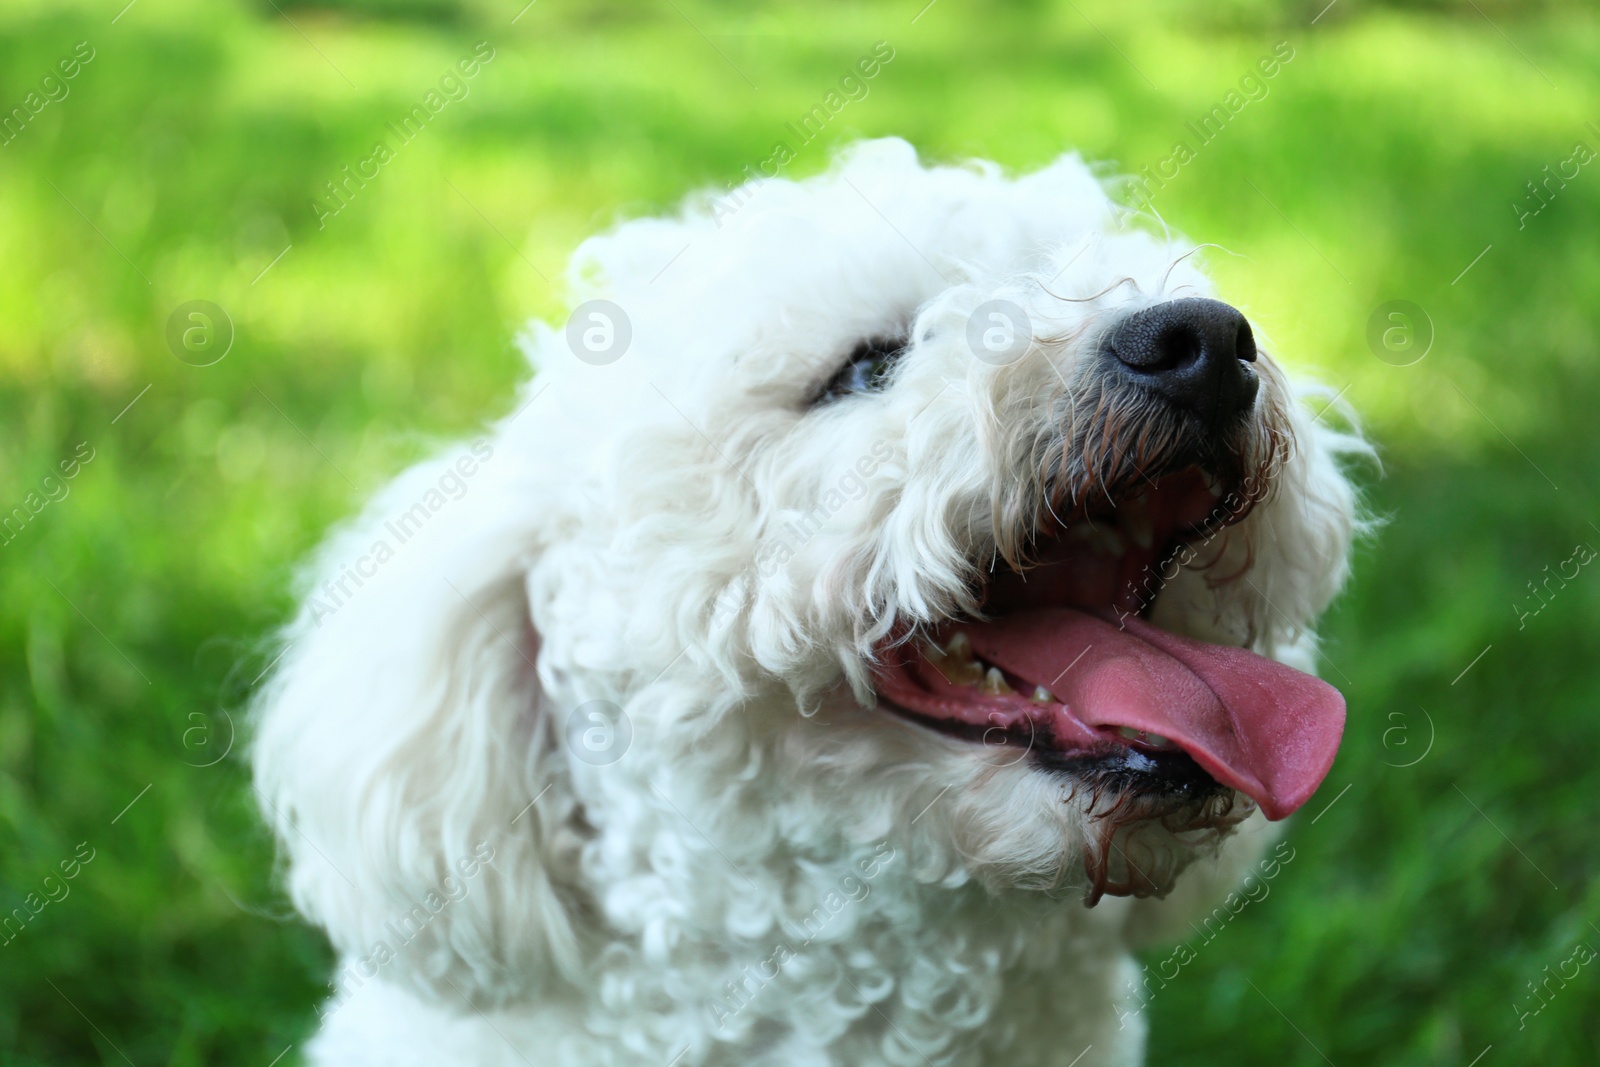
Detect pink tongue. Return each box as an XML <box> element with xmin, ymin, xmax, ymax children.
<box><xmin>963</xmin><ymin>608</ymin><xmax>1345</xmax><ymax>820</ymax></box>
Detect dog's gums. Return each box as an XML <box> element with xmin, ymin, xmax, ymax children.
<box><xmin>871</xmin><ymin>465</ymin><xmax>1346</xmax><ymax>854</ymax></box>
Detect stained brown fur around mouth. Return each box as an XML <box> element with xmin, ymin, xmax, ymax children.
<box><xmin>873</xmin><ymin>687</ymin><xmax>1251</xmax><ymax>906</ymax></box>
<box><xmin>1031</xmin><ymin>745</ymin><xmax>1249</xmax><ymax>905</ymax></box>
<box><xmin>991</xmin><ymin>355</ymin><xmax>1295</xmax><ymax>575</ymax></box>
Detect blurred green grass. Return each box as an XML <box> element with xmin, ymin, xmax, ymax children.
<box><xmin>1</xmin><ymin>0</ymin><xmax>1597</xmax><ymax>1063</ymax></box>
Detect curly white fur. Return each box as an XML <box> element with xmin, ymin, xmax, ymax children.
<box><xmin>253</xmin><ymin>138</ymin><xmax>1365</xmax><ymax>1066</ymax></box>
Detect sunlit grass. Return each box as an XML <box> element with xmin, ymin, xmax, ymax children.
<box><xmin>1</xmin><ymin>1</ymin><xmax>1597</xmax><ymax>1063</ymax></box>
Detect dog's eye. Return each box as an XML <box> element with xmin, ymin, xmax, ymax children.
<box><xmin>815</xmin><ymin>336</ymin><xmax>910</xmax><ymax>404</ymax></box>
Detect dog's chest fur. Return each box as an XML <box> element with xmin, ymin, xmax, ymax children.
<box><xmin>587</xmin><ymin>836</ymin><xmax>1142</xmax><ymax>1063</ymax></box>
<box><xmin>318</xmin><ymin>855</ymin><xmax>1148</xmax><ymax>1067</ymax></box>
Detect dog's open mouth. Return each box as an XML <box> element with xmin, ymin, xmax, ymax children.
<box><xmin>872</xmin><ymin>466</ymin><xmax>1345</xmax><ymax>826</ymax></box>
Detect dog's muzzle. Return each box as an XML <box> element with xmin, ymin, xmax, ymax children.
<box><xmin>1102</xmin><ymin>297</ymin><xmax>1261</xmax><ymax>431</ymax></box>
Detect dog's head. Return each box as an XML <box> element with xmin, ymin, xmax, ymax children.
<box><xmin>526</xmin><ymin>139</ymin><xmax>1361</xmax><ymax>903</ymax></box>
<box><xmin>255</xmin><ymin>139</ymin><xmax>1364</xmax><ymax>1007</ymax></box>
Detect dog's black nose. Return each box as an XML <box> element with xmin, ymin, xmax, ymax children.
<box><xmin>1105</xmin><ymin>298</ymin><xmax>1260</xmax><ymax>425</ymax></box>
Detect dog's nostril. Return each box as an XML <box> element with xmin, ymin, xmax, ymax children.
<box><xmin>1235</xmin><ymin>320</ymin><xmax>1257</xmax><ymax>364</ymax></box>
<box><xmin>1104</xmin><ymin>297</ymin><xmax>1260</xmax><ymax>426</ymax></box>
<box><xmin>1146</xmin><ymin>324</ymin><xmax>1204</xmax><ymax>373</ymax></box>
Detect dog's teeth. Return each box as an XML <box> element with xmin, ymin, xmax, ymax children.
<box><xmin>930</xmin><ymin>632</ymin><xmax>985</xmax><ymax>685</ymax></box>
<box><xmin>946</xmin><ymin>662</ymin><xmax>985</xmax><ymax>686</ymax></box>
<box><xmin>1030</xmin><ymin>686</ymin><xmax>1055</xmax><ymax>705</ymax></box>
<box><xmin>1117</xmin><ymin>726</ymin><xmax>1177</xmax><ymax>749</ymax></box>
<box><xmin>981</xmin><ymin>667</ymin><xmax>1014</xmax><ymax>696</ymax></box>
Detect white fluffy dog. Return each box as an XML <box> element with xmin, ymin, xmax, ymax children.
<box><xmin>253</xmin><ymin>138</ymin><xmax>1363</xmax><ymax>1066</ymax></box>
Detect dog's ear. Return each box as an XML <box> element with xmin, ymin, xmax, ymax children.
<box><xmin>251</xmin><ymin>441</ymin><xmax>583</xmax><ymax>1007</ymax></box>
